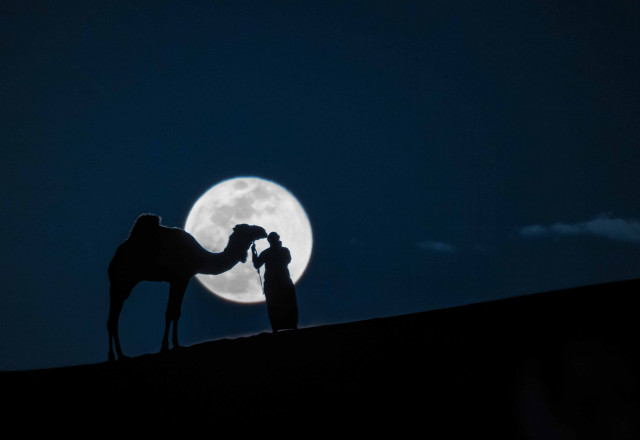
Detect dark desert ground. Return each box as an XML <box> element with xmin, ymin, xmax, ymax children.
<box><xmin>3</xmin><ymin>279</ymin><xmax>638</xmax><ymax>438</ymax></box>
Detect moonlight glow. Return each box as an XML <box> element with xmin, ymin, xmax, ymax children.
<box><xmin>185</xmin><ymin>177</ymin><xmax>313</xmax><ymax>304</ymax></box>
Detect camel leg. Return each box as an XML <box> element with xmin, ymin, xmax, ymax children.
<box><xmin>108</xmin><ymin>297</ymin><xmax>125</xmax><ymax>361</ymax></box>
<box><xmin>161</xmin><ymin>279</ymin><xmax>189</xmax><ymax>353</ymax></box>
<box><xmin>107</xmin><ymin>280</ymin><xmax>134</xmax><ymax>361</ymax></box>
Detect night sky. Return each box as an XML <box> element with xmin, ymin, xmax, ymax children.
<box><xmin>2</xmin><ymin>1</ymin><xmax>639</xmax><ymax>371</ymax></box>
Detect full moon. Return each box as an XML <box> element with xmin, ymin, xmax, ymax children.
<box><xmin>184</xmin><ymin>177</ymin><xmax>313</xmax><ymax>303</ymax></box>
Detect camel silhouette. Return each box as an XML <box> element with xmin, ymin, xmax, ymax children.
<box><xmin>107</xmin><ymin>214</ymin><xmax>267</xmax><ymax>361</ymax></box>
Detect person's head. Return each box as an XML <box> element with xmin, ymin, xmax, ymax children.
<box><xmin>267</xmin><ymin>232</ymin><xmax>282</xmax><ymax>247</ymax></box>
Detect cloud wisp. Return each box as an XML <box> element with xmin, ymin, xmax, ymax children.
<box><xmin>415</xmin><ymin>240</ymin><xmax>458</xmax><ymax>254</ymax></box>
<box><xmin>519</xmin><ymin>213</ymin><xmax>640</xmax><ymax>244</ymax></box>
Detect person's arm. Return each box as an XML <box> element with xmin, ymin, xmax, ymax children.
<box><xmin>252</xmin><ymin>244</ymin><xmax>264</xmax><ymax>269</ymax></box>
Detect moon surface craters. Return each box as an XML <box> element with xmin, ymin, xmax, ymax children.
<box><xmin>185</xmin><ymin>177</ymin><xmax>312</xmax><ymax>303</ymax></box>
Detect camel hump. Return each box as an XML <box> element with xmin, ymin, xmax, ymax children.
<box><xmin>129</xmin><ymin>213</ymin><xmax>161</xmax><ymax>240</ymax></box>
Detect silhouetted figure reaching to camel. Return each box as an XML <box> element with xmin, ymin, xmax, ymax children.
<box><xmin>252</xmin><ymin>232</ymin><xmax>298</xmax><ymax>332</ymax></box>
<box><xmin>107</xmin><ymin>213</ymin><xmax>266</xmax><ymax>361</ymax></box>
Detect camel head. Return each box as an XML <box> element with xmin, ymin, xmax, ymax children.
<box><xmin>225</xmin><ymin>224</ymin><xmax>267</xmax><ymax>263</ymax></box>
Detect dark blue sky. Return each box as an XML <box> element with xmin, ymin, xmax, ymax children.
<box><xmin>2</xmin><ymin>0</ymin><xmax>639</xmax><ymax>370</ymax></box>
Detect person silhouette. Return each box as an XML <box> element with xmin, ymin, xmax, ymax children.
<box><xmin>252</xmin><ymin>232</ymin><xmax>298</xmax><ymax>332</ymax></box>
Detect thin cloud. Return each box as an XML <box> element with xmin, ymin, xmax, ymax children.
<box><xmin>519</xmin><ymin>224</ymin><xmax>548</xmax><ymax>237</ymax></box>
<box><xmin>415</xmin><ymin>240</ymin><xmax>458</xmax><ymax>253</ymax></box>
<box><xmin>519</xmin><ymin>213</ymin><xmax>640</xmax><ymax>243</ymax></box>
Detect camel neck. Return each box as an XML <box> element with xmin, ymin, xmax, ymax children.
<box><xmin>197</xmin><ymin>247</ymin><xmax>241</xmax><ymax>275</ymax></box>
